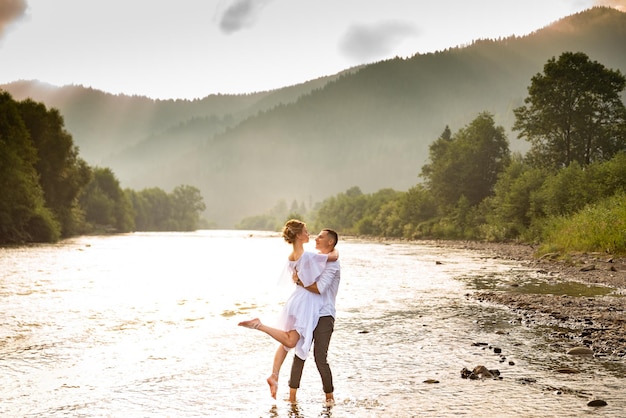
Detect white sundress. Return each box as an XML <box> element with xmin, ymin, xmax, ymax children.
<box><xmin>275</xmin><ymin>251</ymin><xmax>327</xmax><ymax>360</ymax></box>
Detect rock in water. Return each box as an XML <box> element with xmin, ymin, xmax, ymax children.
<box><xmin>555</xmin><ymin>367</ymin><xmax>580</xmax><ymax>374</ymax></box>
<box><xmin>567</xmin><ymin>346</ymin><xmax>594</xmax><ymax>355</ymax></box>
<box><xmin>472</xmin><ymin>365</ymin><xmax>493</xmax><ymax>378</ymax></box>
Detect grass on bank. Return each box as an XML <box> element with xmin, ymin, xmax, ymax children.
<box><xmin>539</xmin><ymin>192</ymin><xmax>626</xmax><ymax>256</ymax></box>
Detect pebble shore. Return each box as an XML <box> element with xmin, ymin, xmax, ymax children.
<box><xmin>432</xmin><ymin>240</ymin><xmax>626</xmax><ymax>358</ymax></box>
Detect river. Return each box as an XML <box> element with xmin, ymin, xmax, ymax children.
<box><xmin>1</xmin><ymin>231</ymin><xmax>623</xmax><ymax>417</ymax></box>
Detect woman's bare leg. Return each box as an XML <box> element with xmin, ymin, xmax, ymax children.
<box><xmin>238</xmin><ymin>318</ymin><xmax>300</xmax><ymax>348</ymax></box>
<box><xmin>267</xmin><ymin>345</ymin><xmax>289</xmax><ymax>399</ymax></box>
<box><xmin>239</xmin><ymin>319</ymin><xmax>300</xmax><ymax>398</ymax></box>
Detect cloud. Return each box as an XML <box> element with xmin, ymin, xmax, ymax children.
<box><xmin>0</xmin><ymin>0</ymin><xmax>27</xmax><ymax>38</ymax></box>
<box><xmin>217</xmin><ymin>0</ymin><xmax>271</xmax><ymax>34</ymax></box>
<box><xmin>339</xmin><ymin>20</ymin><xmax>418</xmax><ymax>62</ymax></box>
<box><xmin>593</xmin><ymin>0</ymin><xmax>626</xmax><ymax>11</ymax></box>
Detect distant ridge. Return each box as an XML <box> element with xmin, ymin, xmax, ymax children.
<box><xmin>3</xmin><ymin>7</ymin><xmax>625</xmax><ymax>227</ymax></box>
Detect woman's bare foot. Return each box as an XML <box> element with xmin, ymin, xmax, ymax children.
<box><xmin>267</xmin><ymin>373</ymin><xmax>278</xmax><ymax>399</ymax></box>
<box><xmin>238</xmin><ymin>318</ymin><xmax>262</xmax><ymax>329</ymax></box>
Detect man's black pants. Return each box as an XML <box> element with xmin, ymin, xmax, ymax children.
<box><xmin>288</xmin><ymin>315</ymin><xmax>334</xmax><ymax>394</ymax></box>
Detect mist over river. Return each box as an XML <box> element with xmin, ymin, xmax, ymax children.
<box><xmin>1</xmin><ymin>231</ymin><xmax>623</xmax><ymax>417</ymax></box>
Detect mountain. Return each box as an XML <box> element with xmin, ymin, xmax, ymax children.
<box><xmin>3</xmin><ymin>7</ymin><xmax>626</xmax><ymax>227</ymax></box>
<box><xmin>1</xmin><ymin>72</ymin><xmax>352</xmax><ymax>163</ymax></box>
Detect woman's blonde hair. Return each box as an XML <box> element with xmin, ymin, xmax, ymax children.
<box><xmin>282</xmin><ymin>219</ymin><xmax>306</xmax><ymax>244</ymax></box>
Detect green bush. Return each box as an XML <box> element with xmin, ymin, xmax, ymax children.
<box><xmin>26</xmin><ymin>207</ymin><xmax>61</xmax><ymax>242</ymax></box>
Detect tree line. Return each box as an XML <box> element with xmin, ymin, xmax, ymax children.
<box><xmin>241</xmin><ymin>52</ymin><xmax>626</xmax><ymax>255</ymax></box>
<box><xmin>0</xmin><ymin>91</ymin><xmax>206</xmax><ymax>245</ymax></box>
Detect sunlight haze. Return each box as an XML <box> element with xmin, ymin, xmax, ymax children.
<box><xmin>1</xmin><ymin>0</ymin><xmax>625</xmax><ymax>99</ymax></box>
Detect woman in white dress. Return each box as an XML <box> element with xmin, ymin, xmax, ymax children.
<box><xmin>238</xmin><ymin>219</ymin><xmax>338</xmax><ymax>398</ymax></box>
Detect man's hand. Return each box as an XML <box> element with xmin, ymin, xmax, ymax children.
<box><xmin>293</xmin><ymin>270</ymin><xmax>302</xmax><ymax>286</ymax></box>
<box><xmin>293</xmin><ymin>267</ymin><xmax>321</xmax><ymax>294</ymax></box>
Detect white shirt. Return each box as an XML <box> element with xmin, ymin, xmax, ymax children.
<box><xmin>315</xmin><ymin>260</ymin><xmax>340</xmax><ymax>318</ymax></box>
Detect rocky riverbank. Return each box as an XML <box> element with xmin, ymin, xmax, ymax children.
<box><xmin>431</xmin><ymin>240</ymin><xmax>626</xmax><ymax>359</ymax></box>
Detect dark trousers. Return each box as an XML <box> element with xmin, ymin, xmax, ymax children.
<box><xmin>288</xmin><ymin>315</ymin><xmax>335</xmax><ymax>394</ymax></box>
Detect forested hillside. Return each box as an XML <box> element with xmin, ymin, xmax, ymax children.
<box><xmin>3</xmin><ymin>7</ymin><xmax>626</xmax><ymax>227</ymax></box>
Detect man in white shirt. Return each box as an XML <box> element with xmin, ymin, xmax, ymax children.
<box><xmin>289</xmin><ymin>228</ymin><xmax>341</xmax><ymax>404</ymax></box>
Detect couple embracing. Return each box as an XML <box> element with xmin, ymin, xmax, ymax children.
<box><xmin>239</xmin><ymin>219</ymin><xmax>341</xmax><ymax>404</ymax></box>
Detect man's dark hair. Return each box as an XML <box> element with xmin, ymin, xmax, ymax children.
<box><xmin>323</xmin><ymin>228</ymin><xmax>338</xmax><ymax>248</ymax></box>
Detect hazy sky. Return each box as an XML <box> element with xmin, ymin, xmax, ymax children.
<box><xmin>1</xmin><ymin>0</ymin><xmax>625</xmax><ymax>100</ymax></box>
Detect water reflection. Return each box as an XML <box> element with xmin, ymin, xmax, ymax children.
<box><xmin>460</xmin><ymin>267</ymin><xmax>615</xmax><ymax>297</ymax></box>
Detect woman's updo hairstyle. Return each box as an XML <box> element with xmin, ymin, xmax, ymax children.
<box><xmin>282</xmin><ymin>219</ymin><xmax>305</xmax><ymax>244</ymax></box>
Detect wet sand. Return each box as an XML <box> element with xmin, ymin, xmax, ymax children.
<box><xmin>430</xmin><ymin>240</ymin><xmax>626</xmax><ymax>358</ymax></box>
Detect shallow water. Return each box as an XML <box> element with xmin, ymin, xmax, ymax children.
<box><xmin>0</xmin><ymin>231</ymin><xmax>623</xmax><ymax>417</ymax></box>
